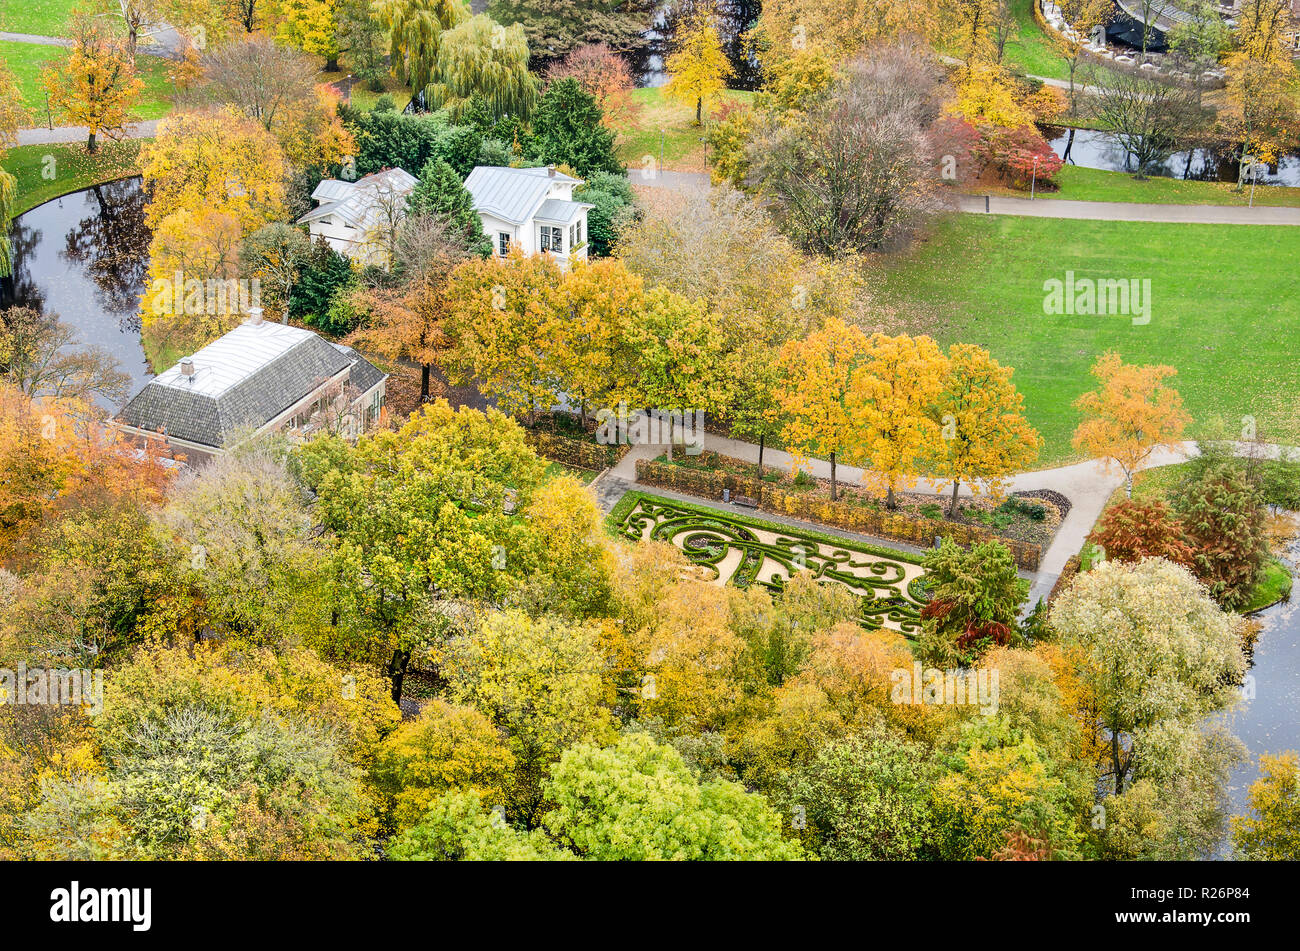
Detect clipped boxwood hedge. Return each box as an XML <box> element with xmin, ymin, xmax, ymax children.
<box><xmin>635</xmin><ymin>459</ymin><xmax>1042</xmax><ymax>571</ymax></box>
<box><xmin>525</xmin><ymin>431</ymin><xmax>628</xmax><ymax>471</ymax></box>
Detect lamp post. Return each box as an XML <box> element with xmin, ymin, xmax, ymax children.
<box><xmin>1030</xmin><ymin>155</ymin><xmax>1039</xmax><ymax>200</ymax></box>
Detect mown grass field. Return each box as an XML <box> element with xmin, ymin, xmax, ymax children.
<box><xmin>873</xmin><ymin>213</ymin><xmax>1300</xmax><ymax>465</ymax></box>
<box><xmin>1</xmin><ymin>140</ymin><xmax>143</xmax><ymax>215</ymax></box>
<box><xmin>615</xmin><ymin>86</ymin><xmax>752</xmax><ymax>172</ymax></box>
<box><xmin>0</xmin><ymin>0</ymin><xmax>81</xmax><ymax>36</ymax></box>
<box><xmin>0</xmin><ymin>39</ymin><xmax>175</xmax><ymax>122</ymax></box>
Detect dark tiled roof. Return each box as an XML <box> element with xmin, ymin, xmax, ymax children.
<box><xmin>120</xmin><ymin>332</ymin><xmax>384</xmax><ymax>449</ymax></box>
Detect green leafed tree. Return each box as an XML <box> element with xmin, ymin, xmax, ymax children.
<box><xmin>408</xmin><ymin>157</ymin><xmax>492</xmax><ymax>255</ymax></box>
<box><xmin>425</xmin><ymin>14</ymin><xmax>540</xmax><ymax>121</ymax></box>
<box><xmin>542</xmin><ymin>733</ymin><xmax>803</xmax><ymax>860</ymax></box>
<box><xmin>529</xmin><ymin>77</ymin><xmax>623</xmax><ymax>175</ymax></box>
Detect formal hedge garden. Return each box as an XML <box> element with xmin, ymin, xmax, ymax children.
<box><xmin>614</xmin><ymin>492</ymin><xmax>927</xmax><ymax>636</ymax></box>
<box><xmin>635</xmin><ymin>458</ymin><xmax>1043</xmax><ymax>572</ymax></box>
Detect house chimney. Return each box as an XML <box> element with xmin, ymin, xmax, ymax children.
<box><xmin>246</xmin><ymin>306</ymin><xmax>264</xmax><ymax>326</ymax></box>
<box><xmin>547</xmin><ymin>164</ymin><xmax>556</xmax><ymax>177</ymax></box>
<box><xmin>179</xmin><ymin>358</ymin><xmax>195</xmax><ymax>380</ymax></box>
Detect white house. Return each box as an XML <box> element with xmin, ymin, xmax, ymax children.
<box><xmin>297</xmin><ymin>167</ymin><xmax>418</xmax><ymax>267</ymax></box>
<box><xmin>464</xmin><ymin>165</ymin><xmax>593</xmax><ymax>269</ymax></box>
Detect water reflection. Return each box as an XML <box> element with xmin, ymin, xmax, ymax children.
<box><xmin>1</xmin><ymin>176</ymin><xmax>152</xmax><ymax>406</ymax></box>
<box><xmin>628</xmin><ymin>0</ymin><xmax>761</xmax><ymax>89</ymax></box>
<box><xmin>1220</xmin><ymin>539</ymin><xmax>1300</xmax><ymax>825</ymax></box>
<box><xmin>1046</xmin><ymin>127</ymin><xmax>1300</xmax><ymax>187</ymax></box>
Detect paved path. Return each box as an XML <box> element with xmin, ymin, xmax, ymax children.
<box><xmin>958</xmin><ymin>194</ymin><xmax>1300</xmax><ymax>226</ymax></box>
<box><xmin>594</xmin><ymin>432</ymin><xmax>1298</xmax><ymax>609</ymax></box>
<box><xmin>632</xmin><ymin>172</ymin><xmax>1300</xmax><ymax>226</ymax></box>
<box><xmin>16</xmin><ymin>119</ymin><xmax>159</xmax><ymax>146</ymax></box>
<box><xmin>0</xmin><ymin>31</ymin><xmax>71</xmax><ymax>46</ymax></box>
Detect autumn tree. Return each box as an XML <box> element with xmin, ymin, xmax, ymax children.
<box><xmin>277</xmin><ymin>0</ymin><xmax>342</xmax><ymax>70</ymax></box>
<box><xmin>1089</xmin><ymin>497</ymin><xmax>1195</xmax><ymax>567</ymax></box>
<box><xmin>853</xmin><ymin>333</ymin><xmax>950</xmax><ymax>509</ymax></box>
<box><xmin>1053</xmin><ymin>0</ymin><xmax>1113</xmax><ymax>111</ymax></box>
<box><xmin>665</xmin><ymin>9</ymin><xmax>733</xmax><ymax>125</ymax></box>
<box><xmin>545</xmin><ymin>42</ymin><xmax>637</xmax><ymax>133</ymax></box>
<box><xmin>625</xmin><ymin>288</ymin><xmax>731</xmax><ymax>461</ymax></box>
<box><xmin>775</xmin><ymin>318</ymin><xmax>870</xmax><ymax>500</ymax></box>
<box><xmin>932</xmin><ymin>344</ymin><xmax>1040</xmax><ymax>515</ymax></box>
<box><xmin>42</xmin><ymin>11</ymin><xmax>144</xmax><ymax>152</ymax></box>
<box><xmin>441</xmin><ymin>249</ymin><xmax>568</xmax><ymax>417</ymax></box>
<box><xmin>752</xmin><ymin>0</ymin><xmax>942</xmax><ymax>72</ymax></box>
<box><xmin>1221</xmin><ymin>52</ymin><xmax>1300</xmax><ymax>180</ymax></box>
<box><xmin>441</xmin><ymin>608</ymin><xmax>615</xmax><ymax>822</ymax></box>
<box><xmin>347</xmin><ymin>212</ymin><xmax>475</xmax><ymax>400</ymax></box>
<box><xmin>1051</xmin><ymin>558</ymin><xmax>1247</xmax><ymax>797</ymax></box>
<box><xmin>370</xmin><ymin>699</ymin><xmax>515</xmax><ymax>832</ymax></box>
<box><xmin>1232</xmin><ymin>751</ymin><xmax>1300</xmax><ymax>860</ymax></box>
<box><xmin>1072</xmin><ymin>352</ymin><xmax>1191</xmax><ymax>496</ymax></box>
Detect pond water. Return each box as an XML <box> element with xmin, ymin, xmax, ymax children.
<box><xmin>1</xmin><ymin>177</ymin><xmax>153</xmax><ymax>409</ymax></box>
<box><xmin>1219</xmin><ymin>538</ymin><xmax>1300</xmax><ymax>835</ymax></box>
<box><xmin>1047</xmin><ymin>127</ymin><xmax>1300</xmax><ymax>187</ymax></box>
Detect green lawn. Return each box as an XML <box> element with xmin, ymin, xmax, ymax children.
<box><xmin>979</xmin><ymin>163</ymin><xmax>1300</xmax><ymax>207</ymax></box>
<box><xmin>0</xmin><ymin>40</ymin><xmax>174</xmax><ymax>123</ymax></box>
<box><xmin>874</xmin><ymin>214</ymin><xmax>1300</xmax><ymax>464</ymax></box>
<box><xmin>1</xmin><ymin>139</ymin><xmax>143</xmax><ymax>215</ymax></box>
<box><xmin>0</xmin><ymin>0</ymin><xmax>81</xmax><ymax>36</ymax></box>
<box><xmin>1000</xmin><ymin>0</ymin><xmax>1070</xmax><ymax>80</ymax></box>
<box><xmin>616</xmin><ymin>87</ymin><xmax>753</xmax><ymax>172</ymax></box>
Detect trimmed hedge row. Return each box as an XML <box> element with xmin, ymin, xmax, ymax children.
<box><xmin>1047</xmin><ymin>554</ymin><xmax>1082</xmax><ymax>606</ymax></box>
<box><xmin>635</xmin><ymin>459</ymin><xmax>1042</xmax><ymax>572</ymax></box>
<box><xmin>526</xmin><ymin>431</ymin><xmax>628</xmax><ymax>471</ymax></box>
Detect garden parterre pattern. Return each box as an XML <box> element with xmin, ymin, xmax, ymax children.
<box><xmin>617</xmin><ymin>495</ymin><xmax>928</xmax><ymax>635</ymax></box>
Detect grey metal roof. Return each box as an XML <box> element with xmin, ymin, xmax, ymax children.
<box><xmin>463</xmin><ymin>166</ymin><xmax>583</xmax><ymax>225</ymax></box>
<box><xmin>534</xmin><ymin>198</ymin><xmax>593</xmax><ymax>224</ymax></box>
<box><xmin>297</xmin><ymin>167</ymin><xmax>418</xmax><ymax>229</ymax></box>
<box><xmin>120</xmin><ymin>328</ymin><xmax>386</xmax><ymax>448</ymax></box>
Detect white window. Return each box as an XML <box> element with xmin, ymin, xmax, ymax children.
<box><xmin>569</xmin><ymin>224</ymin><xmax>576</xmax><ymax>248</ymax></box>
<box><xmin>539</xmin><ymin>226</ymin><xmax>562</xmax><ymax>253</ymax></box>
<box><xmin>497</xmin><ymin>232</ymin><xmax>510</xmax><ymax>256</ymax></box>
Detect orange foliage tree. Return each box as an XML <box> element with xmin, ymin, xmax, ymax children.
<box><xmin>1072</xmin><ymin>351</ymin><xmax>1191</xmax><ymax>495</ymax></box>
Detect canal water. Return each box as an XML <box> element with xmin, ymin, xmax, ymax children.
<box><xmin>1220</xmin><ymin>537</ymin><xmax>1300</xmax><ymax>825</ymax></box>
<box><xmin>1046</xmin><ymin>126</ymin><xmax>1300</xmax><ymax>187</ymax></box>
<box><xmin>0</xmin><ymin>177</ymin><xmax>153</xmax><ymax>408</ymax></box>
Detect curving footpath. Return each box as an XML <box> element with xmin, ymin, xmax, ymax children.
<box><xmin>595</xmin><ymin>434</ymin><xmax>1297</xmax><ymax>608</ymax></box>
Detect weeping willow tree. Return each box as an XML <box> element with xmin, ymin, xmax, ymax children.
<box><xmin>425</xmin><ymin>15</ymin><xmax>539</xmax><ymax>121</ymax></box>
<box><xmin>373</xmin><ymin>0</ymin><xmax>471</xmax><ymax>91</ymax></box>
<box><xmin>0</xmin><ymin>169</ymin><xmax>15</xmax><ymax>277</ymax></box>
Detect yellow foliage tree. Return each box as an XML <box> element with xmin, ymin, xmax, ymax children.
<box><xmin>951</xmin><ymin>62</ymin><xmax>1033</xmax><ymax>129</ymax></box>
<box><xmin>851</xmin><ymin>333</ymin><xmax>950</xmax><ymax>509</ymax></box>
<box><xmin>41</xmin><ymin>12</ymin><xmax>144</xmax><ymax>152</ymax></box>
<box><xmin>665</xmin><ymin>9</ymin><xmax>734</xmax><ymax>125</ymax></box>
<box><xmin>931</xmin><ymin>343</ymin><xmax>1041</xmax><ymax>515</ymax></box>
<box><xmin>775</xmin><ymin>317</ymin><xmax>872</xmax><ymax>500</ymax></box>
<box><xmin>1072</xmin><ymin>351</ymin><xmax>1191</xmax><ymax>495</ymax></box>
